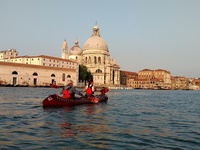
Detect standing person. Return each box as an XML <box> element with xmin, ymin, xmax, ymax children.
<box><xmin>64</xmin><ymin>80</ymin><xmax>83</xmax><ymax>98</ymax></box>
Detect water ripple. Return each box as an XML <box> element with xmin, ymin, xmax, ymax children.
<box><xmin>0</xmin><ymin>88</ymin><xmax>200</xmax><ymax>149</ymax></box>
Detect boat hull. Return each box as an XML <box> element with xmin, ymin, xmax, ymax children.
<box><xmin>42</xmin><ymin>94</ymin><xmax>108</xmax><ymax>108</ymax></box>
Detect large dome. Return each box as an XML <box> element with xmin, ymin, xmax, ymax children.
<box><xmin>69</xmin><ymin>40</ymin><xmax>82</xmax><ymax>55</ymax></box>
<box><xmin>83</xmin><ymin>36</ymin><xmax>108</xmax><ymax>51</ymax></box>
<box><xmin>83</xmin><ymin>24</ymin><xmax>108</xmax><ymax>51</ymax></box>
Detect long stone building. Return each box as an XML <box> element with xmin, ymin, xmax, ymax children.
<box><xmin>0</xmin><ymin>49</ymin><xmax>79</xmax><ymax>87</ymax></box>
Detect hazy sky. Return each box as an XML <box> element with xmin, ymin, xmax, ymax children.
<box><xmin>0</xmin><ymin>0</ymin><xmax>200</xmax><ymax>78</ymax></box>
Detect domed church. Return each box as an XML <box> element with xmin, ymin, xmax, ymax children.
<box><xmin>61</xmin><ymin>23</ymin><xmax>120</xmax><ymax>87</ymax></box>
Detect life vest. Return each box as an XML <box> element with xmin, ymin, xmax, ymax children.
<box><xmin>86</xmin><ymin>86</ymin><xmax>93</xmax><ymax>95</ymax></box>
<box><xmin>62</xmin><ymin>89</ymin><xmax>70</xmax><ymax>98</ymax></box>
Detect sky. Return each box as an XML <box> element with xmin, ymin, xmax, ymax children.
<box><xmin>0</xmin><ymin>0</ymin><xmax>200</xmax><ymax>78</ymax></box>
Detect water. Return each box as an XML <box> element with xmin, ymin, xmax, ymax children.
<box><xmin>0</xmin><ymin>87</ymin><xmax>200</xmax><ymax>150</ymax></box>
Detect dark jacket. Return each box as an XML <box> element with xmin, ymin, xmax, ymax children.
<box><xmin>65</xmin><ymin>85</ymin><xmax>83</xmax><ymax>97</ymax></box>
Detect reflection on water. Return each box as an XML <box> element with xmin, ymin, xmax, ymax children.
<box><xmin>0</xmin><ymin>87</ymin><xmax>200</xmax><ymax>149</ymax></box>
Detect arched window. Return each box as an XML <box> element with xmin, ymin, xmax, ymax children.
<box><xmin>51</xmin><ymin>74</ymin><xmax>55</xmax><ymax>77</ymax></box>
<box><xmin>88</xmin><ymin>57</ymin><xmax>91</xmax><ymax>64</ymax></box>
<box><xmin>67</xmin><ymin>75</ymin><xmax>71</xmax><ymax>78</ymax></box>
<box><xmin>33</xmin><ymin>72</ymin><xmax>38</xmax><ymax>76</ymax></box>
<box><xmin>12</xmin><ymin>71</ymin><xmax>18</xmax><ymax>75</ymax></box>
<box><xmin>85</xmin><ymin>57</ymin><xmax>87</xmax><ymax>64</ymax></box>
<box><xmin>94</xmin><ymin>56</ymin><xmax>97</xmax><ymax>64</ymax></box>
<box><xmin>98</xmin><ymin>57</ymin><xmax>101</xmax><ymax>64</ymax></box>
<box><xmin>96</xmin><ymin>69</ymin><xmax>102</xmax><ymax>73</ymax></box>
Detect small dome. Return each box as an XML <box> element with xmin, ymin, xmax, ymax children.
<box><xmin>69</xmin><ymin>39</ymin><xmax>83</xmax><ymax>55</ymax></box>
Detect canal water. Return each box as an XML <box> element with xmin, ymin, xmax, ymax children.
<box><xmin>0</xmin><ymin>87</ymin><xmax>199</xmax><ymax>150</ymax></box>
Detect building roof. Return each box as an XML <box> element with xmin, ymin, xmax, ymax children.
<box><xmin>4</xmin><ymin>55</ymin><xmax>78</xmax><ymax>63</ymax></box>
<box><xmin>0</xmin><ymin>61</ymin><xmax>76</xmax><ymax>71</ymax></box>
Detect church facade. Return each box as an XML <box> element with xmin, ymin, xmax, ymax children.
<box><xmin>62</xmin><ymin>24</ymin><xmax>120</xmax><ymax>87</ymax></box>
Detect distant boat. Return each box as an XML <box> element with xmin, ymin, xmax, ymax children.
<box><xmin>50</xmin><ymin>84</ymin><xmax>60</xmax><ymax>88</ymax></box>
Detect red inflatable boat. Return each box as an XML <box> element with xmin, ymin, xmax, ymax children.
<box><xmin>42</xmin><ymin>93</ymin><xmax>108</xmax><ymax>108</ymax></box>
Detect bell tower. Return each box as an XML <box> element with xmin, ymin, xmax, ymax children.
<box><xmin>61</xmin><ymin>39</ymin><xmax>68</xmax><ymax>59</ymax></box>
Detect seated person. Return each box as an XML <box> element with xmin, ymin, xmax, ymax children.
<box><xmin>65</xmin><ymin>80</ymin><xmax>83</xmax><ymax>98</ymax></box>
<box><xmin>61</xmin><ymin>87</ymin><xmax>70</xmax><ymax>98</ymax></box>
<box><xmin>83</xmin><ymin>80</ymin><xmax>96</xmax><ymax>96</ymax></box>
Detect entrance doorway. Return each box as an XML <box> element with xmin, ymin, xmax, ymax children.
<box><xmin>13</xmin><ymin>77</ymin><xmax>17</xmax><ymax>85</ymax></box>
<box><xmin>33</xmin><ymin>78</ymin><xmax>37</xmax><ymax>86</ymax></box>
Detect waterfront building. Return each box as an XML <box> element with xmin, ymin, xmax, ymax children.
<box><xmin>0</xmin><ymin>54</ymin><xmax>78</xmax><ymax>69</ymax></box>
<box><xmin>171</xmin><ymin>76</ymin><xmax>187</xmax><ymax>90</ymax></box>
<box><xmin>62</xmin><ymin>23</ymin><xmax>120</xmax><ymax>87</ymax></box>
<box><xmin>0</xmin><ymin>50</ymin><xmax>79</xmax><ymax>87</ymax></box>
<box><xmin>190</xmin><ymin>78</ymin><xmax>200</xmax><ymax>90</ymax></box>
<box><xmin>120</xmin><ymin>71</ymin><xmax>138</xmax><ymax>86</ymax></box>
<box><xmin>137</xmin><ymin>69</ymin><xmax>171</xmax><ymax>89</ymax></box>
<box><xmin>191</xmin><ymin>78</ymin><xmax>200</xmax><ymax>87</ymax></box>
<box><xmin>0</xmin><ymin>49</ymin><xmax>18</xmax><ymax>59</ymax></box>
<box><xmin>121</xmin><ymin>68</ymin><xmax>172</xmax><ymax>89</ymax></box>
<box><xmin>129</xmin><ymin>78</ymin><xmax>161</xmax><ymax>89</ymax></box>
<box><xmin>138</xmin><ymin>69</ymin><xmax>171</xmax><ymax>84</ymax></box>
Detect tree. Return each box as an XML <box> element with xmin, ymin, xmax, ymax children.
<box><xmin>79</xmin><ymin>65</ymin><xmax>93</xmax><ymax>83</ymax></box>
<box><xmin>86</xmin><ymin>71</ymin><xmax>93</xmax><ymax>82</ymax></box>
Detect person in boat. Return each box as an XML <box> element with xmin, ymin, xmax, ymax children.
<box><xmin>82</xmin><ymin>79</ymin><xmax>96</xmax><ymax>96</ymax></box>
<box><xmin>99</xmin><ymin>87</ymin><xmax>109</xmax><ymax>94</ymax></box>
<box><xmin>60</xmin><ymin>87</ymin><xmax>70</xmax><ymax>98</ymax></box>
<box><xmin>64</xmin><ymin>79</ymin><xmax>83</xmax><ymax>98</ymax></box>
<box><xmin>82</xmin><ymin>79</ymin><xmax>99</xmax><ymax>103</ymax></box>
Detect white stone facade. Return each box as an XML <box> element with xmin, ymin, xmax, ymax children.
<box><xmin>0</xmin><ymin>52</ymin><xmax>79</xmax><ymax>86</ymax></box>
<box><xmin>1</xmin><ymin>55</ymin><xmax>78</xmax><ymax>69</ymax></box>
<box><xmin>0</xmin><ymin>61</ymin><xmax>78</xmax><ymax>87</ymax></box>
<box><xmin>0</xmin><ymin>49</ymin><xmax>18</xmax><ymax>59</ymax></box>
<box><xmin>62</xmin><ymin>23</ymin><xmax>120</xmax><ymax>86</ymax></box>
